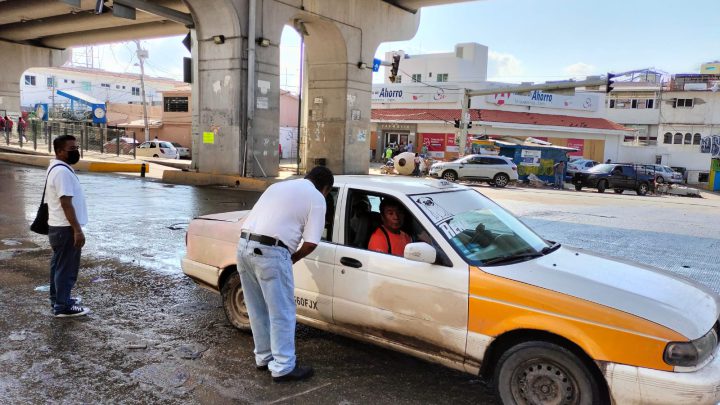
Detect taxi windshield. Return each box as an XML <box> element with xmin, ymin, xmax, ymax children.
<box><xmin>410</xmin><ymin>190</ymin><xmax>549</xmax><ymax>266</ymax></box>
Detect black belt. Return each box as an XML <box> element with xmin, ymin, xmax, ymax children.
<box><xmin>241</xmin><ymin>232</ymin><xmax>289</xmax><ymax>250</ymax></box>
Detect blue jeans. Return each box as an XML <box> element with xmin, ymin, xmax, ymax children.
<box><xmin>49</xmin><ymin>226</ymin><xmax>81</xmax><ymax>312</ymax></box>
<box><xmin>555</xmin><ymin>173</ymin><xmax>564</xmax><ymax>188</ymax></box>
<box><xmin>236</xmin><ymin>238</ymin><xmax>296</xmax><ymax>377</ymax></box>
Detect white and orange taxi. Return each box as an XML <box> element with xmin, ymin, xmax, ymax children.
<box><xmin>182</xmin><ymin>176</ymin><xmax>720</xmax><ymax>404</ymax></box>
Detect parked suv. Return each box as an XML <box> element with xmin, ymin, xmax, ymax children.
<box><xmin>572</xmin><ymin>163</ymin><xmax>654</xmax><ymax>195</ymax></box>
<box><xmin>429</xmin><ymin>154</ymin><xmax>518</xmax><ymax>187</ymax></box>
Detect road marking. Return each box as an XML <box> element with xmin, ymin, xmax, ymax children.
<box><xmin>267</xmin><ymin>382</ymin><xmax>332</xmax><ymax>404</ymax></box>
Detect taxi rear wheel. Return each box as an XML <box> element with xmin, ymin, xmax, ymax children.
<box><xmin>494</xmin><ymin>341</ymin><xmax>601</xmax><ymax>405</ymax></box>
<box><xmin>221</xmin><ymin>271</ymin><xmax>251</xmax><ymax>331</ymax></box>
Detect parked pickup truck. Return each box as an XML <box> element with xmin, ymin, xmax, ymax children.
<box><xmin>572</xmin><ymin>163</ymin><xmax>655</xmax><ymax>195</ymax></box>
<box><xmin>183</xmin><ymin>176</ymin><xmax>720</xmax><ymax>404</ymax></box>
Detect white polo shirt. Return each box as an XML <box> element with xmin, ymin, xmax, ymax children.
<box><xmin>46</xmin><ymin>160</ymin><xmax>88</xmax><ymax>227</ymax></box>
<box><xmin>241</xmin><ymin>179</ymin><xmax>326</xmax><ymax>253</ymax></box>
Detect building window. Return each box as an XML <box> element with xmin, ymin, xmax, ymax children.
<box><xmin>673</xmin><ymin>133</ymin><xmax>683</xmax><ymax>144</ymax></box>
<box><xmin>411</xmin><ymin>74</ymin><xmax>421</xmax><ymax>83</ymax></box>
<box><xmin>24</xmin><ymin>75</ymin><xmax>36</xmax><ymax>86</ymax></box>
<box><xmin>609</xmin><ymin>99</ymin><xmax>615</xmax><ymax>108</ymax></box>
<box><xmin>646</xmin><ymin>99</ymin><xmax>654</xmax><ymax>109</ymax></box>
<box><xmin>693</xmin><ymin>133</ymin><xmax>702</xmax><ymax>145</ymax></box>
<box><xmin>395</xmin><ymin>75</ymin><xmax>402</xmax><ymax>83</ymax></box>
<box><xmin>631</xmin><ymin>99</ymin><xmax>637</xmax><ymax>109</ymax></box>
<box><xmin>676</xmin><ymin>98</ymin><xmax>693</xmax><ymax>108</ymax></box>
<box><xmin>663</xmin><ymin>132</ymin><xmax>672</xmax><ymax>144</ymax></box>
<box><xmin>122</xmin><ymin>85</ymin><xmax>126</xmax><ymax>89</ymax></box>
<box><xmin>46</xmin><ymin>77</ymin><xmax>55</xmax><ymax>88</ymax></box>
<box><xmin>71</xmin><ymin>80</ymin><xmax>75</xmax><ymax>84</ymax></box>
<box><xmin>101</xmin><ymin>83</ymin><xmax>110</xmax><ymax>88</ymax></box>
<box><xmin>436</xmin><ymin>73</ymin><xmax>448</xmax><ymax>82</ymax></box>
<box><xmin>132</xmin><ymin>87</ymin><xmax>140</xmax><ymax>96</ymax></box>
<box><xmin>164</xmin><ymin>96</ymin><xmax>189</xmax><ymax>112</ymax></box>
<box><xmin>684</xmin><ymin>133</ymin><xmax>692</xmax><ymax>144</ymax></box>
<box><xmin>116</xmin><ymin>85</ymin><xmax>120</xmax><ymax>89</ymax></box>
<box><xmin>64</xmin><ymin>79</ymin><xmax>68</xmax><ymax>83</ymax></box>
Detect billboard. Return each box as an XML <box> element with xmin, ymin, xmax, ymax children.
<box><xmin>486</xmin><ymin>90</ymin><xmax>599</xmax><ymax>112</ymax></box>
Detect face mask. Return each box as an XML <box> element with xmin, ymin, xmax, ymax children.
<box><xmin>67</xmin><ymin>150</ymin><xmax>80</xmax><ymax>165</ymax></box>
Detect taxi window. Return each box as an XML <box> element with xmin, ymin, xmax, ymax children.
<box><xmin>344</xmin><ymin>189</ymin><xmax>450</xmax><ymax>265</ymax></box>
<box><xmin>321</xmin><ymin>187</ymin><xmax>339</xmax><ymax>242</ymax></box>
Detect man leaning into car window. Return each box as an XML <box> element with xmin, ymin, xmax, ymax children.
<box><xmin>368</xmin><ymin>198</ymin><xmax>412</xmax><ymax>256</ymax></box>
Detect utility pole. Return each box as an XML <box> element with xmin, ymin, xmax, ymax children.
<box><xmin>134</xmin><ymin>40</ymin><xmax>150</xmax><ymax>142</ymax></box>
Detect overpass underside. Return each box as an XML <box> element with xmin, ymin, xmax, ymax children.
<box><xmin>0</xmin><ymin>0</ymin><xmax>467</xmax><ymax>176</ymax></box>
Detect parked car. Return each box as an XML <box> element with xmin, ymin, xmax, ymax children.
<box><xmin>572</xmin><ymin>163</ymin><xmax>655</xmax><ymax>195</ymax></box>
<box><xmin>640</xmin><ymin>164</ymin><xmax>684</xmax><ymax>184</ymax></box>
<box><xmin>428</xmin><ymin>154</ymin><xmax>518</xmax><ymax>187</ymax></box>
<box><xmin>135</xmin><ymin>140</ymin><xmax>179</xmax><ymax>159</ymax></box>
<box><xmin>183</xmin><ymin>176</ymin><xmax>720</xmax><ymax>404</ymax></box>
<box><xmin>566</xmin><ymin>158</ymin><xmax>598</xmax><ymax>180</ymax></box>
<box><xmin>103</xmin><ymin>137</ymin><xmax>139</xmax><ymax>154</ymax></box>
<box><xmin>171</xmin><ymin>142</ymin><xmax>191</xmax><ymax>159</ymax></box>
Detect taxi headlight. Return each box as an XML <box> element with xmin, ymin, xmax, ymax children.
<box><xmin>664</xmin><ymin>325</ymin><xmax>718</xmax><ymax>367</ymax></box>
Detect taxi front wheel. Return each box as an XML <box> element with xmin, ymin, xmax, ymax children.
<box><xmin>221</xmin><ymin>271</ymin><xmax>252</xmax><ymax>331</ymax></box>
<box><xmin>494</xmin><ymin>341</ymin><xmax>603</xmax><ymax>405</ymax></box>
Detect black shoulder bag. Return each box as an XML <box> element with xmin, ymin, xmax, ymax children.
<box><xmin>30</xmin><ymin>164</ymin><xmax>65</xmax><ymax>235</ymax></box>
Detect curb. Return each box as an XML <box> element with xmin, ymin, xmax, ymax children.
<box><xmin>162</xmin><ymin>170</ymin><xmax>275</xmax><ymax>191</ymax></box>
<box><xmin>0</xmin><ymin>152</ymin><xmax>148</xmax><ymax>174</ymax></box>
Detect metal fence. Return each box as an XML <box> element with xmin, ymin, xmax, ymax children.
<box><xmin>3</xmin><ymin>120</ymin><xmax>138</xmax><ymax>159</ymax></box>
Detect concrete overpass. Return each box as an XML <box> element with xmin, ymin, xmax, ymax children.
<box><xmin>0</xmin><ymin>0</ymin><xmax>472</xmax><ymax>176</ymax></box>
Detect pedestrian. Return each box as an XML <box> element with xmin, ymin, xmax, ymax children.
<box><xmin>46</xmin><ymin>135</ymin><xmax>90</xmax><ymax>317</ymax></box>
<box><xmin>236</xmin><ymin>166</ymin><xmax>334</xmax><ymax>382</ymax></box>
<box><xmin>18</xmin><ymin>116</ymin><xmax>27</xmax><ymax>143</ymax></box>
<box><xmin>4</xmin><ymin>115</ymin><xmax>13</xmax><ymax>139</ymax></box>
<box><xmin>553</xmin><ymin>159</ymin><xmax>566</xmax><ymax>189</ymax></box>
<box><xmin>412</xmin><ymin>153</ymin><xmax>421</xmax><ymax>176</ymax></box>
<box><xmin>606</xmin><ymin>159</ymin><xmax>612</xmax><ymax>164</ymax></box>
<box><xmin>0</xmin><ymin>115</ymin><xmax>5</xmax><ymax>141</ymax></box>
<box><xmin>384</xmin><ymin>145</ymin><xmax>393</xmax><ymax>161</ymax></box>
<box><xmin>407</xmin><ymin>141</ymin><xmax>413</xmax><ymax>152</ymax></box>
<box><xmin>421</xmin><ymin>143</ymin><xmax>428</xmax><ymax>158</ymax></box>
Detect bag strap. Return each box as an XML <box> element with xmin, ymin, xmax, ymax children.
<box><xmin>378</xmin><ymin>225</ymin><xmax>392</xmax><ymax>254</ymax></box>
<box><xmin>40</xmin><ymin>164</ymin><xmax>68</xmax><ymax>205</ymax></box>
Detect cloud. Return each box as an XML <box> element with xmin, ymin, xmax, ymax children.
<box><xmin>563</xmin><ymin>62</ymin><xmax>595</xmax><ymax>78</ymax></box>
<box><xmin>488</xmin><ymin>51</ymin><xmax>523</xmax><ymax>80</ymax></box>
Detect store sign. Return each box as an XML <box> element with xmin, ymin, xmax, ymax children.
<box><xmin>372</xmin><ymin>85</ymin><xmax>460</xmax><ymax>104</ymax></box>
<box><xmin>566</xmin><ymin>139</ymin><xmax>584</xmax><ymax>156</ymax></box>
<box><xmin>486</xmin><ymin>90</ymin><xmax>599</xmax><ymax>112</ymax></box>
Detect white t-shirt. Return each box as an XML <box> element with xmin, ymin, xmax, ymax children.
<box><xmin>241</xmin><ymin>179</ymin><xmax>326</xmax><ymax>253</ymax></box>
<box><xmin>46</xmin><ymin>160</ymin><xmax>88</xmax><ymax>227</ymax></box>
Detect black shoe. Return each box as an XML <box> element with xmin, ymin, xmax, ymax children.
<box><xmin>256</xmin><ymin>364</ymin><xmax>269</xmax><ymax>371</ymax></box>
<box><xmin>54</xmin><ymin>305</ymin><xmax>90</xmax><ymax>318</ymax></box>
<box><xmin>272</xmin><ymin>365</ymin><xmax>314</xmax><ymax>382</ymax></box>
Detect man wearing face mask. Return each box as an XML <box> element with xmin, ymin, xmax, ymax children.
<box><xmin>46</xmin><ymin>135</ymin><xmax>90</xmax><ymax>317</ymax></box>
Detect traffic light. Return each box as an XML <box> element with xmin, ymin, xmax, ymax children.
<box><xmin>467</xmin><ymin>121</ymin><xmax>473</xmax><ymax>129</ymax></box>
<box><xmin>606</xmin><ymin>73</ymin><xmax>616</xmax><ymax>94</ymax></box>
<box><xmin>454</xmin><ymin>119</ymin><xmax>460</xmax><ymax>128</ymax></box>
<box><xmin>389</xmin><ymin>54</ymin><xmax>401</xmax><ymax>83</ymax></box>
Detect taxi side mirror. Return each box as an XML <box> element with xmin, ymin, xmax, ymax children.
<box><xmin>404</xmin><ymin>242</ymin><xmax>436</xmax><ymax>264</ymax></box>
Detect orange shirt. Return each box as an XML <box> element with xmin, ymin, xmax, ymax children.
<box><xmin>368</xmin><ymin>226</ymin><xmax>412</xmax><ymax>256</ymax></box>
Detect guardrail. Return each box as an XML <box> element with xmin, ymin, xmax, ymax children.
<box><xmin>3</xmin><ymin>120</ymin><xmax>138</xmax><ymax>159</ymax></box>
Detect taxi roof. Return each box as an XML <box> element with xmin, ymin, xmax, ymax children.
<box><xmin>332</xmin><ymin>175</ymin><xmax>470</xmax><ymax>195</ymax></box>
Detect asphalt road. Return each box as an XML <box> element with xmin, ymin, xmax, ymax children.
<box><xmin>1</xmin><ymin>161</ymin><xmax>719</xmax><ymax>404</ymax></box>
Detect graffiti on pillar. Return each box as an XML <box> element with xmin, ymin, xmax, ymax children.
<box><xmin>357</xmin><ymin>130</ymin><xmax>367</xmax><ymax>142</ymax></box>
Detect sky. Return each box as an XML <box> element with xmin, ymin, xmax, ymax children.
<box><xmin>86</xmin><ymin>0</ymin><xmax>720</xmax><ymax>91</ymax></box>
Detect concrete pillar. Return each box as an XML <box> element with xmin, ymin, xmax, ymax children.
<box><xmin>186</xmin><ymin>0</ymin><xmax>419</xmax><ymax>176</ymax></box>
<box><xmin>0</xmin><ymin>42</ymin><xmax>67</xmax><ymax>116</ymax></box>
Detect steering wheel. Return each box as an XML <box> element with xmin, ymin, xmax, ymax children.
<box><xmin>469</xmin><ymin>223</ymin><xmax>495</xmax><ymax>248</ymax></box>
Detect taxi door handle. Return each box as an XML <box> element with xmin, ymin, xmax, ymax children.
<box><xmin>340</xmin><ymin>257</ymin><xmax>362</xmax><ymax>268</ymax></box>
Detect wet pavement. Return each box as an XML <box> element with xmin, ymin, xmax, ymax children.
<box><xmin>1</xmin><ymin>161</ymin><xmax>720</xmax><ymax>404</ymax></box>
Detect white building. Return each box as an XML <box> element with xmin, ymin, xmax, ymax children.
<box><xmin>372</xmin><ymin>43</ymin><xmax>629</xmax><ymax>163</ymax></box>
<box><xmin>383</xmin><ymin>43</ymin><xmax>489</xmax><ymax>85</ymax></box>
<box><xmin>20</xmin><ymin>66</ymin><xmax>183</xmax><ymax>109</ymax></box>
<box><xmin>606</xmin><ymin>72</ymin><xmax>718</xmax><ymax>183</ymax></box>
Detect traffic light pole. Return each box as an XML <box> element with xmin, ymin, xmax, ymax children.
<box><xmin>456</xmin><ymin>76</ymin><xmax>609</xmax><ymax>158</ymax></box>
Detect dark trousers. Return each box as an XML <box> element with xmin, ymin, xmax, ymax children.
<box><xmin>49</xmin><ymin>226</ymin><xmax>81</xmax><ymax>312</ymax></box>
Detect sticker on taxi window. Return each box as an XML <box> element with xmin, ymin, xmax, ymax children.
<box><xmin>414</xmin><ymin>196</ymin><xmax>454</xmax><ymax>224</ymax></box>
